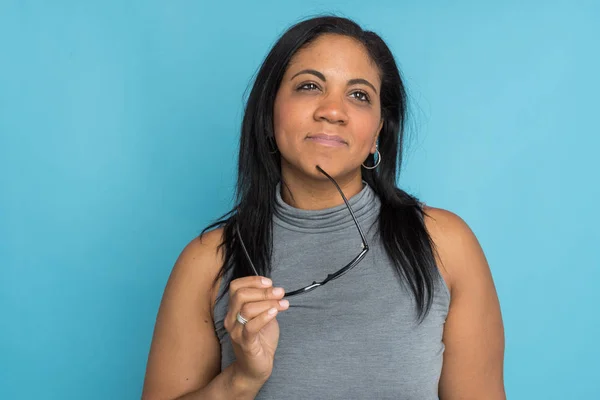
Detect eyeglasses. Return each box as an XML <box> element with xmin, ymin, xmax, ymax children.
<box><xmin>235</xmin><ymin>165</ymin><xmax>370</xmax><ymax>298</ymax></box>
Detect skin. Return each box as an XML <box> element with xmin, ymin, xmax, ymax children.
<box><xmin>142</xmin><ymin>34</ymin><xmax>505</xmax><ymax>400</ymax></box>
<box><xmin>272</xmin><ymin>34</ymin><xmax>383</xmax><ymax>210</ymax></box>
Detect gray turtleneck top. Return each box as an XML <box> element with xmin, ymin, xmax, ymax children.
<box><xmin>213</xmin><ymin>182</ymin><xmax>450</xmax><ymax>399</ymax></box>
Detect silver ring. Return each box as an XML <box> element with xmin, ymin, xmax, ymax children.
<box><xmin>236</xmin><ymin>312</ymin><xmax>249</xmax><ymax>325</ymax></box>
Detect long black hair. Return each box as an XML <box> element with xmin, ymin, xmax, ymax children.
<box><xmin>203</xmin><ymin>15</ymin><xmax>440</xmax><ymax>320</ymax></box>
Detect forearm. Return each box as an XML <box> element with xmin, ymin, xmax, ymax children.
<box><xmin>175</xmin><ymin>363</ymin><xmax>264</xmax><ymax>400</ymax></box>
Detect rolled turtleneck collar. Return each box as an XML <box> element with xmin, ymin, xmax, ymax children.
<box><xmin>273</xmin><ymin>181</ymin><xmax>380</xmax><ymax>233</ymax></box>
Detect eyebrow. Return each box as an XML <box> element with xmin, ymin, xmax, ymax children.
<box><xmin>290</xmin><ymin>69</ymin><xmax>378</xmax><ymax>94</ymax></box>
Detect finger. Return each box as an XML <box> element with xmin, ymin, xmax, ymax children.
<box><xmin>227</xmin><ymin>286</ymin><xmax>285</xmax><ymax>331</ymax></box>
<box><xmin>226</xmin><ymin>298</ymin><xmax>286</xmax><ymax>334</ymax></box>
<box><xmin>224</xmin><ymin>276</ymin><xmax>272</xmax><ymax>332</ymax></box>
<box><xmin>242</xmin><ymin>307</ymin><xmax>280</xmax><ymax>339</ymax></box>
<box><xmin>229</xmin><ymin>276</ymin><xmax>272</xmax><ymax>295</ymax></box>
<box><xmin>229</xmin><ymin>304</ymin><xmax>282</xmax><ymax>346</ymax></box>
<box><xmin>229</xmin><ymin>286</ymin><xmax>285</xmax><ymax>318</ymax></box>
<box><xmin>239</xmin><ymin>299</ymin><xmax>290</xmax><ymax>321</ymax></box>
<box><xmin>225</xmin><ymin>287</ymin><xmax>286</xmax><ymax>333</ymax></box>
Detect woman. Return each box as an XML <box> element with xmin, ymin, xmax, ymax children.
<box><xmin>142</xmin><ymin>16</ymin><xmax>505</xmax><ymax>400</ymax></box>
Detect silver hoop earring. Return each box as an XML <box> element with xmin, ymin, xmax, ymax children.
<box><xmin>362</xmin><ymin>148</ymin><xmax>381</xmax><ymax>170</ymax></box>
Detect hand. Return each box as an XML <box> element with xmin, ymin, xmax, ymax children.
<box><xmin>224</xmin><ymin>276</ymin><xmax>289</xmax><ymax>385</ymax></box>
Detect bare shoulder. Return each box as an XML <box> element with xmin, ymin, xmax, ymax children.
<box><xmin>421</xmin><ymin>206</ymin><xmax>488</xmax><ymax>293</ymax></box>
<box><xmin>142</xmin><ymin>227</ymin><xmax>226</xmax><ymax>399</ymax></box>
<box><xmin>172</xmin><ymin>227</ymin><xmax>226</xmax><ymax>310</ymax></box>
<box><xmin>179</xmin><ymin>226</ymin><xmax>225</xmax><ymax>264</ymax></box>
<box><xmin>422</xmin><ymin>206</ymin><xmax>473</xmax><ymax>240</ymax></box>
<box><xmin>422</xmin><ymin>207</ymin><xmax>506</xmax><ymax>398</ymax></box>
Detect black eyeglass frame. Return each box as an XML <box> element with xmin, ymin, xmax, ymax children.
<box><xmin>234</xmin><ymin>166</ymin><xmax>370</xmax><ymax>298</ymax></box>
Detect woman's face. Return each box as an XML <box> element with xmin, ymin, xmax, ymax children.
<box><xmin>273</xmin><ymin>34</ymin><xmax>383</xmax><ymax>182</ymax></box>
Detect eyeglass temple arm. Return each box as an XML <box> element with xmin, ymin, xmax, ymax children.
<box><xmin>285</xmin><ymin>282</ymin><xmax>321</xmax><ymax>297</ymax></box>
<box><xmin>235</xmin><ymin>222</ymin><xmax>260</xmax><ymax>276</ymax></box>
<box><xmin>315</xmin><ymin>165</ymin><xmax>369</xmax><ymax>250</ymax></box>
<box><xmin>235</xmin><ymin>166</ymin><xmax>368</xmax><ymax>277</ymax></box>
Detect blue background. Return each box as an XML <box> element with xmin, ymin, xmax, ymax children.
<box><xmin>1</xmin><ymin>1</ymin><xmax>598</xmax><ymax>398</ymax></box>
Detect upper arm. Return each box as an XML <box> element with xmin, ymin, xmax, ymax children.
<box><xmin>142</xmin><ymin>228</ymin><xmax>225</xmax><ymax>400</ymax></box>
<box><xmin>424</xmin><ymin>208</ymin><xmax>506</xmax><ymax>400</ymax></box>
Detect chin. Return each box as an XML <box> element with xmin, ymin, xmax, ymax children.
<box><xmin>308</xmin><ymin>163</ymin><xmax>350</xmax><ymax>181</ymax></box>
<box><xmin>282</xmin><ymin>154</ymin><xmax>355</xmax><ymax>181</ymax></box>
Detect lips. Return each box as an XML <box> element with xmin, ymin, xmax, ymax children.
<box><xmin>306</xmin><ymin>133</ymin><xmax>347</xmax><ymax>146</ymax></box>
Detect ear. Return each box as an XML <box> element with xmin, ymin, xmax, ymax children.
<box><xmin>371</xmin><ymin>118</ymin><xmax>384</xmax><ymax>153</ymax></box>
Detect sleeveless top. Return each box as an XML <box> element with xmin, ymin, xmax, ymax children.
<box><xmin>213</xmin><ymin>182</ymin><xmax>450</xmax><ymax>399</ymax></box>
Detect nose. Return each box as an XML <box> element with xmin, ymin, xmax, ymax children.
<box><xmin>313</xmin><ymin>95</ymin><xmax>348</xmax><ymax>125</ymax></box>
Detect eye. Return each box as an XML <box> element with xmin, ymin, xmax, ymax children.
<box><xmin>350</xmin><ymin>90</ymin><xmax>371</xmax><ymax>103</ymax></box>
<box><xmin>296</xmin><ymin>82</ymin><xmax>320</xmax><ymax>91</ymax></box>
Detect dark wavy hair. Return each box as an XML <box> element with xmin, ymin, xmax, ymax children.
<box><xmin>203</xmin><ymin>15</ymin><xmax>440</xmax><ymax>319</ymax></box>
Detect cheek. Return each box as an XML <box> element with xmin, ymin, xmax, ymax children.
<box><xmin>354</xmin><ymin>112</ymin><xmax>381</xmax><ymax>145</ymax></box>
<box><xmin>358</xmin><ymin>115</ymin><xmax>379</xmax><ymax>132</ymax></box>
<box><xmin>273</xmin><ymin>96</ymin><xmax>311</xmax><ymax>141</ymax></box>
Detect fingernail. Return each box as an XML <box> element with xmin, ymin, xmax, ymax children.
<box><xmin>272</xmin><ymin>287</ymin><xmax>284</xmax><ymax>296</ymax></box>
<box><xmin>279</xmin><ymin>300</ymin><xmax>289</xmax><ymax>308</ymax></box>
<box><xmin>268</xmin><ymin>308</ymin><xmax>278</xmax><ymax>315</ymax></box>
<box><xmin>261</xmin><ymin>278</ymin><xmax>272</xmax><ymax>286</ymax></box>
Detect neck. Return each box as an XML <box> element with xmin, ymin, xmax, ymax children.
<box><xmin>280</xmin><ymin>164</ymin><xmax>364</xmax><ymax>210</ymax></box>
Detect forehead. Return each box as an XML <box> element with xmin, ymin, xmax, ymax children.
<box><xmin>285</xmin><ymin>34</ymin><xmax>381</xmax><ymax>85</ymax></box>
